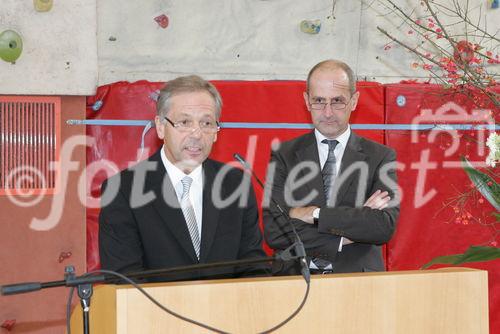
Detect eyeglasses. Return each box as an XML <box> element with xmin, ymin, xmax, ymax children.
<box><xmin>164</xmin><ymin>117</ymin><xmax>220</xmax><ymax>134</ymax></box>
<box><xmin>309</xmin><ymin>96</ymin><xmax>353</xmax><ymax>111</ymax></box>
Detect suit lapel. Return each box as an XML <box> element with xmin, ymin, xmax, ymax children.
<box><xmin>147</xmin><ymin>150</ymin><xmax>199</xmax><ymax>262</ymax></box>
<box><xmin>294</xmin><ymin>132</ymin><xmax>326</xmax><ymax>206</ymax></box>
<box><xmin>199</xmin><ymin>160</ymin><xmax>220</xmax><ymax>262</ymax></box>
<box><xmin>333</xmin><ymin>132</ymin><xmax>367</xmax><ymax>206</ymax></box>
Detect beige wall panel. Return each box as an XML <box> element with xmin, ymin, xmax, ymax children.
<box><xmin>0</xmin><ymin>96</ymin><xmax>87</xmax><ymax>333</ymax></box>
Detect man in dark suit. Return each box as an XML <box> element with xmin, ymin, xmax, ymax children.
<box><xmin>263</xmin><ymin>60</ymin><xmax>399</xmax><ymax>275</ymax></box>
<box><xmin>99</xmin><ymin>75</ymin><xmax>267</xmax><ymax>281</ymax></box>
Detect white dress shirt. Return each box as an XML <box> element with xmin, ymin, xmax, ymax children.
<box><xmin>314</xmin><ymin>126</ymin><xmax>352</xmax><ymax>252</ymax></box>
<box><xmin>315</xmin><ymin>126</ymin><xmax>351</xmax><ymax>174</ymax></box>
<box><xmin>160</xmin><ymin>146</ymin><xmax>203</xmax><ymax>239</ymax></box>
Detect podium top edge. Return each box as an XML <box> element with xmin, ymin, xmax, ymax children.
<box><xmin>99</xmin><ymin>267</ymin><xmax>486</xmax><ymax>290</ymax></box>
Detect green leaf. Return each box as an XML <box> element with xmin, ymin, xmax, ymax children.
<box><xmin>461</xmin><ymin>156</ymin><xmax>500</xmax><ymax>211</ymax></box>
<box><xmin>421</xmin><ymin>246</ymin><xmax>500</xmax><ymax>269</ymax></box>
<box><xmin>494</xmin><ymin>212</ymin><xmax>500</xmax><ymax>221</ymax></box>
<box><xmin>421</xmin><ymin>254</ymin><xmax>464</xmax><ymax>269</ymax></box>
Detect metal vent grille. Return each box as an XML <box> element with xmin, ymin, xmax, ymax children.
<box><xmin>0</xmin><ymin>96</ymin><xmax>61</xmax><ymax>195</ymax></box>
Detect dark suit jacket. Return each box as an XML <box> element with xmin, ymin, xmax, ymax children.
<box><xmin>263</xmin><ymin>131</ymin><xmax>399</xmax><ymax>274</ymax></box>
<box><xmin>99</xmin><ymin>149</ymin><xmax>267</xmax><ymax>282</ymax></box>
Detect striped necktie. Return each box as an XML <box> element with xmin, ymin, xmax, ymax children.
<box><xmin>180</xmin><ymin>176</ymin><xmax>201</xmax><ymax>259</ymax></box>
<box><xmin>321</xmin><ymin>139</ymin><xmax>339</xmax><ymax>202</ymax></box>
<box><xmin>311</xmin><ymin>139</ymin><xmax>339</xmax><ymax>272</ymax></box>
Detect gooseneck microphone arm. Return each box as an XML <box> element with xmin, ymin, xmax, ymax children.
<box><xmin>233</xmin><ymin>153</ymin><xmax>310</xmax><ymax>283</ymax></box>
<box><xmin>2</xmin><ymin>154</ymin><xmax>311</xmax><ymax>334</ymax></box>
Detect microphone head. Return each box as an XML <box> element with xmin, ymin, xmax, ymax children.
<box><xmin>233</xmin><ymin>153</ymin><xmax>249</xmax><ymax>169</ymax></box>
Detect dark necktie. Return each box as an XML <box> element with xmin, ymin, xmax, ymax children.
<box><xmin>321</xmin><ymin>139</ymin><xmax>339</xmax><ymax>202</ymax></box>
<box><xmin>310</xmin><ymin>139</ymin><xmax>339</xmax><ymax>272</ymax></box>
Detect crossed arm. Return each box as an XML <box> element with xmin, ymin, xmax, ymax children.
<box><xmin>289</xmin><ymin>189</ymin><xmax>391</xmax><ymax>245</ymax></box>
<box><xmin>264</xmin><ymin>147</ymin><xmax>399</xmax><ymax>250</ymax></box>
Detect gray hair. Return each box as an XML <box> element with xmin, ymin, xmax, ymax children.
<box><xmin>156</xmin><ymin>75</ymin><xmax>223</xmax><ymax>119</ymax></box>
<box><xmin>306</xmin><ymin>59</ymin><xmax>357</xmax><ymax>95</ymax></box>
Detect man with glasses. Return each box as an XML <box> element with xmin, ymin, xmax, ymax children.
<box><xmin>99</xmin><ymin>75</ymin><xmax>267</xmax><ymax>281</ymax></box>
<box><xmin>263</xmin><ymin>60</ymin><xmax>400</xmax><ymax>275</ymax></box>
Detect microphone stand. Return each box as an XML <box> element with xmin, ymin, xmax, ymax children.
<box><xmin>1</xmin><ymin>250</ymin><xmax>304</xmax><ymax>334</ymax></box>
<box><xmin>2</xmin><ymin>154</ymin><xmax>311</xmax><ymax>334</ymax></box>
<box><xmin>233</xmin><ymin>153</ymin><xmax>310</xmax><ymax>284</ymax></box>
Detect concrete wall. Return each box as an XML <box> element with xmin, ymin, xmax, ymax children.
<box><xmin>0</xmin><ymin>0</ymin><xmax>97</xmax><ymax>95</ymax></box>
<box><xmin>97</xmin><ymin>0</ymin><xmax>499</xmax><ymax>84</ymax></box>
<box><xmin>0</xmin><ymin>0</ymin><xmax>497</xmax><ymax>95</ymax></box>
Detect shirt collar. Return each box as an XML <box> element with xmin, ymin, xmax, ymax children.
<box><xmin>160</xmin><ymin>146</ymin><xmax>203</xmax><ymax>187</ymax></box>
<box><xmin>314</xmin><ymin>125</ymin><xmax>351</xmax><ymax>148</ymax></box>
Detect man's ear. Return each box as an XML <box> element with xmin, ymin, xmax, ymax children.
<box><xmin>350</xmin><ymin>91</ymin><xmax>360</xmax><ymax>111</ymax></box>
<box><xmin>155</xmin><ymin>115</ymin><xmax>165</xmax><ymax>139</ymax></box>
<box><xmin>303</xmin><ymin>91</ymin><xmax>310</xmax><ymax>111</ymax></box>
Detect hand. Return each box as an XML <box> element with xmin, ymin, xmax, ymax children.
<box><xmin>364</xmin><ymin>190</ymin><xmax>391</xmax><ymax>210</ymax></box>
<box><xmin>289</xmin><ymin>206</ymin><xmax>318</xmax><ymax>224</ymax></box>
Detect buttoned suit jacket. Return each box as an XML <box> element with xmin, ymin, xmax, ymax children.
<box><xmin>263</xmin><ymin>131</ymin><xmax>399</xmax><ymax>274</ymax></box>
<box><xmin>99</xmin><ymin>150</ymin><xmax>267</xmax><ymax>282</ymax></box>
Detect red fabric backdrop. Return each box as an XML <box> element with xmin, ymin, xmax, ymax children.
<box><xmin>85</xmin><ymin>81</ymin><xmax>498</xmax><ymax>332</ymax></box>
<box><xmin>85</xmin><ymin>81</ymin><xmax>384</xmax><ymax>258</ymax></box>
<box><xmin>384</xmin><ymin>84</ymin><xmax>499</xmax><ymax>332</ymax></box>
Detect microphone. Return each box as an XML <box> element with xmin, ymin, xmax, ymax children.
<box><xmin>1</xmin><ymin>282</ymin><xmax>41</xmax><ymax>295</ymax></box>
<box><xmin>233</xmin><ymin>153</ymin><xmax>310</xmax><ymax>283</ymax></box>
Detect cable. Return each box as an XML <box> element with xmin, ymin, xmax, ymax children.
<box><xmin>257</xmin><ymin>279</ymin><xmax>310</xmax><ymax>334</ymax></box>
<box><xmin>66</xmin><ymin>269</ymin><xmax>228</xmax><ymax>334</ymax></box>
<box><xmin>66</xmin><ymin>269</ymin><xmax>310</xmax><ymax>333</ymax></box>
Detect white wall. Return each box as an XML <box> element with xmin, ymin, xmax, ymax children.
<box><xmin>97</xmin><ymin>0</ymin><xmax>362</xmax><ymax>83</ymax></box>
<box><xmin>0</xmin><ymin>0</ymin><xmax>97</xmax><ymax>95</ymax></box>
<box><xmin>97</xmin><ymin>0</ymin><xmax>498</xmax><ymax>85</ymax></box>
<box><xmin>0</xmin><ymin>0</ymin><xmax>497</xmax><ymax>95</ymax></box>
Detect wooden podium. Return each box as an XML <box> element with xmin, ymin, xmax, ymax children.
<box><xmin>70</xmin><ymin>268</ymin><xmax>488</xmax><ymax>333</ymax></box>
